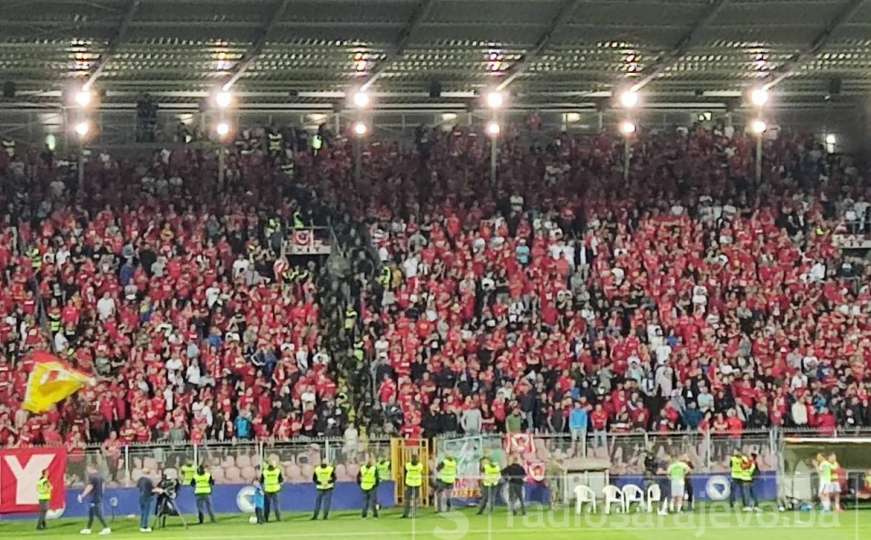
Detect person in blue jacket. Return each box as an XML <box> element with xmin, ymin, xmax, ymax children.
<box><xmin>252</xmin><ymin>480</ymin><xmax>265</xmax><ymax>524</ymax></box>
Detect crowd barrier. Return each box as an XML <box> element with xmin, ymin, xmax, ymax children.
<box><xmin>5</xmin><ymin>428</ymin><xmax>869</xmax><ymax>519</ymax></box>
<box><xmin>1</xmin><ymin>482</ymin><xmax>395</xmax><ymax>521</ymax></box>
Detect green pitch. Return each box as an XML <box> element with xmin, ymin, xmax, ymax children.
<box><xmin>1</xmin><ymin>505</ymin><xmax>868</xmax><ymax>540</ymax></box>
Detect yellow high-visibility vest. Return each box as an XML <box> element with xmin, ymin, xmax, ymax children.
<box><xmin>405</xmin><ymin>462</ymin><xmax>423</xmax><ymax>487</ymax></box>
<box><xmin>262</xmin><ymin>466</ymin><xmax>281</xmax><ymax>494</ymax></box>
<box><xmin>180</xmin><ymin>464</ymin><xmax>195</xmax><ymax>483</ymax></box>
<box><xmin>193</xmin><ymin>472</ymin><xmax>212</xmax><ymax>495</ymax></box>
<box><xmin>439</xmin><ymin>458</ymin><xmax>457</xmax><ymax>485</ymax></box>
<box><xmin>483</xmin><ymin>463</ymin><xmax>501</xmax><ymax>487</ymax></box>
<box><xmin>360</xmin><ymin>464</ymin><xmax>377</xmax><ymax>491</ymax></box>
<box><xmin>36</xmin><ymin>477</ymin><xmax>52</xmax><ymax>501</ymax></box>
<box><xmin>315</xmin><ymin>465</ymin><xmax>335</xmax><ymax>490</ymax></box>
<box><xmin>376</xmin><ymin>460</ymin><xmax>391</xmax><ymax>481</ymax></box>
<box><xmin>730</xmin><ymin>456</ymin><xmax>744</xmax><ymax>479</ymax></box>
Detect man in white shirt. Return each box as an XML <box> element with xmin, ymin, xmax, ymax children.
<box><xmin>96</xmin><ymin>292</ymin><xmax>116</xmax><ymax>321</ymax></box>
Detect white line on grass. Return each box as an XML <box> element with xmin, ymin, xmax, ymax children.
<box><xmin>12</xmin><ymin>523</ymin><xmax>863</xmax><ymax>540</ymax></box>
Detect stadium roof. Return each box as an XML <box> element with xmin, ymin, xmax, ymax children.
<box><xmin>2</xmin><ymin>0</ymin><xmax>871</xmax><ymax>110</ymax></box>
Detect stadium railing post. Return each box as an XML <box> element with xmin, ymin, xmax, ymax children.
<box><xmin>124</xmin><ymin>445</ymin><xmax>130</xmax><ymax>484</ymax></box>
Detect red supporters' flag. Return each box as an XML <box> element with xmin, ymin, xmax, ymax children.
<box><xmin>0</xmin><ymin>447</ymin><xmax>67</xmax><ymax>513</ymax></box>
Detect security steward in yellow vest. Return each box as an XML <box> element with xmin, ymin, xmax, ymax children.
<box><xmin>190</xmin><ymin>466</ymin><xmax>216</xmax><ymax>524</ymax></box>
<box><xmin>476</xmin><ymin>457</ymin><xmax>502</xmax><ymax>515</ymax></box>
<box><xmin>435</xmin><ymin>455</ymin><xmax>458</xmax><ymax>513</ymax></box>
<box><xmin>376</xmin><ymin>458</ymin><xmax>391</xmax><ymax>482</ymax></box>
<box><xmin>36</xmin><ymin>469</ymin><xmax>52</xmax><ymax>530</ymax></box>
<box><xmin>729</xmin><ymin>450</ymin><xmax>749</xmax><ymax>509</ymax></box>
<box><xmin>180</xmin><ymin>463</ymin><xmax>195</xmax><ymax>488</ymax></box>
<box><xmin>259</xmin><ymin>462</ymin><xmax>284</xmax><ymax>522</ymax></box>
<box><xmin>311</xmin><ymin>460</ymin><xmax>336</xmax><ymax>520</ymax></box>
<box><xmin>401</xmin><ymin>455</ymin><xmax>424</xmax><ymax>519</ymax></box>
<box><xmin>358</xmin><ymin>457</ymin><xmax>380</xmax><ymax>518</ymax></box>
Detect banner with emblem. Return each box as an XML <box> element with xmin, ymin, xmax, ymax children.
<box><xmin>287</xmin><ymin>228</ymin><xmax>331</xmax><ymax>255</ymax></box>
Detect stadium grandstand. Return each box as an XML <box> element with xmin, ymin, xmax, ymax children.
<box><xmin>0</xmin><ymin>1</ymin><xmax>871</xmax><ymax>538</ymax></box>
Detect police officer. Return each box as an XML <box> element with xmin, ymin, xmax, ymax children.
<box><xmin>36</xmin><ymin>469</ymin><xmax>52</xmax><ymax>530</ymax></box>
<box><xmin>260</xmin><ymin>460</ymin><xmax>283</xmax><ymax>522</ymax></box>
<box><xmin>311</xmin><ymin>459</ymin><xmax>336</xmax><ymax>520</ymax></box>
<box><xmin>476</xmin><ymin>457</ymin><xmax>501</xmax><ymax>515</ymax></box>
<box><xmin>191</xmin><ymin>465</ymin><xmax>216</xmax><ymax>524</ymax></box>
<box><xmin>401</xmin><ymin>455</ymin><xmax>423</xmax><ymax>519</ymax></box>
<box><xmin>358</xmin><ymin>456</ymin><xmax>379</xmax><ymax>518</ymax></box>
<box><xmin>434</xmin><ymin>454</ymin><xmax>457</xmax><ymax>513</ymax></box>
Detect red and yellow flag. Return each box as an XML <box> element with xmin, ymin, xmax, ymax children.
<box><xmin>22</xmin><ymin>352</ymin><xmax>94</xmax><ymax>414</ymax></box>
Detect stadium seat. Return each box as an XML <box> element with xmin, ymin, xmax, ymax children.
<box><xmin>241</xmin><ymin>466</ymin><xmax>257</xmax><ymax>482</ymax></box>
<box><xmin>210</xmin><ymin>468</ymin><xmax>225</xmax><ymax>484</ymax></box>
<box><xmin>130</xmin><ymin>468</ymin><xmax>144</xmax><ymax>482</ymax></box>
<box><xmin>286</xmin><ymin>464</ymin><xmax>305</xmax><ymax>484</ymax></box>
<box><xmin>346</xmin><ymin>463</ymin><xmax>360</xmax><ymax>483</ymax></box>
<box><xmin>621</xmin><ymin>484</ymin><xmax>644</xmax><ymax>512</ymax></box>
<box><xmin>224</xmin><ymin>466</ymin><xmax>241</xmax><ymax>483</ymax></box>
<box><xmin>574</xmin><ymin>485</ymin><xmax>596</xmax><ymax>514</ymax></box>
<box><xmin>646</xmin><ymin>484</ymin><xmax>662</xmax><ymax>513</ymax></box>
<box><xmin>602</xmin><ymin>485</ymin><xmax>624</xmax><ymax>514</ymax></box>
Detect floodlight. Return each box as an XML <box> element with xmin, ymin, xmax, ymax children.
<box><xmin>619</xmin><ymin>120</ymin><xmax>636</xmax><ymax>135</ymax></box>
<box><xmin>214</xmin><ymin>90</ymin><xmax>233</xmax><ymax>109</ymax></box>
<box><xmin>216</xmin><ymin>121</ymin><xmax>231</xmax><ymax>138</ymax></box>
<box><xmin>485</xmin><ymin>120</ymin><xmax>500</xmax><ymax>137</ymax></box>
<box><xmin>74</xmin><ymin>120</ymin><xmax>90</xmax><ymax>138</ymax></box>
<box><xmin>73</xmin><ymin>89</ymin><xmax>93</xmax><ymax>108</ymax></box>
<box><xmin>352</xmin><ymin>90</ymin><xmax>370</xmax><ymax>109</ymax></box>
<box><xmin>353</xmin><ymin>121</ymin><xmax>368</xmax><ymax>137</ymax></box>
<box><xmin>485</xmin><ymin>90</ymin><xmax>504</xmax><ymax>109</ymax></box>
<box><xmin>750</xmin><ymin>118</ymin><xmax>766</xmax><ymax>135</ymax></box>
<box><xmin>750</xmin><ymin>87</ymin><xmax>769</xmax><ymax>107</ymax></box>
<box><xmin>619</xmin><ymin>90</ymin><xmax>639</xmax><ymax>109</ymax></box>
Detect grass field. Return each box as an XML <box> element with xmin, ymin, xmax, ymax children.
<box><xmin>1</xmin><ymin>505</ymin><xmax>867</xmax><ymax>540</ymax></box>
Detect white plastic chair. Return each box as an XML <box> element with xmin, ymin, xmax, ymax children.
<box><xmin>646</xmin><ymin>483</ymin><xmax>662</xmax><ymax>513</ymax></box>
<box><xmin>622</xmin><ymin>484</ymin><xmax>645</xmax><ymax>512</ymax></box>
<box><xmin>603</xmin><ymin>485</ymin><xmax>624</xmax><ymax>514</ymax></box>
<box><xmin>574</xmin><ymin>485</ymin><xmax>597</xmax><ymax>514</ymax></box>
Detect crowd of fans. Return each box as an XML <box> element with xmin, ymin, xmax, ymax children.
<box><xmin>0</xmin><ymin>117</ymin><xmax>869</xmax><ymax>455</ymax></box>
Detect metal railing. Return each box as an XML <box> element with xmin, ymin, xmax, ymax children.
<box><xmin>57</xmin><ymin>427</ymin><xmax>871</xmax><ymax>488</ymax></box>
<box><xmin>62</xmin><ymin>437</ymin><xmax>391</xmax><ymax>488</ymax></box>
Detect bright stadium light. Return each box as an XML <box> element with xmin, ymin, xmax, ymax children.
<box><xmin>351</xmin><ymin>90</ymin><xmax>370</xmax><ymax>109</ymax></box>
<box><xmin>74</xmin><ymin>120</ymin><xmax>90</xmax><ymax>138</ymax></box>
<box><xmin>825</xmin><ymin>133</ymin><xmax>837</xmax><ymax>145</ymax></box>
<box><xmin>750</xmin><ymin>87</ymin><xmax>769</xmax><ymax>107</ymax></box>
<box><xmin>750</xmin><ymin>118</ymin><xmax>767</xmax><ymax>135</ymax></box>
<box><xmin>353</xmin><ymin>120</ymin><xmax>368</xmax><ymax>137</ymax></box>
<box><xmin>73</xmin><ymin>88</ymin><xmax>94</xmax><ymax>108</ymax></box>
<box><xmin>619</xmin><ymin>119</ymin><xmax>636</xmax><ymax>135</ymax></box>
<box><xmin>485</xmin><ymin>120</ymin><xmax>500</xmax><ymax>137</ymax></box>
<box><xmin>619</xmin><ymin>89</ymin><xmax>640</xmax><ymax>109</ymax></box>
<box><xmin>214</xmin><ymin>90</ymin><xmax>233</xmax><ymax>109</ymax></box>
<box><xmin>485</xmin><ymin>90</ymin><xmax>505</xmax><ymax>109</ymax></box>
<box><xmin>216</xmin><ymin>121</ymin><xmax>231</xmax><ymax>138</ymax></box>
